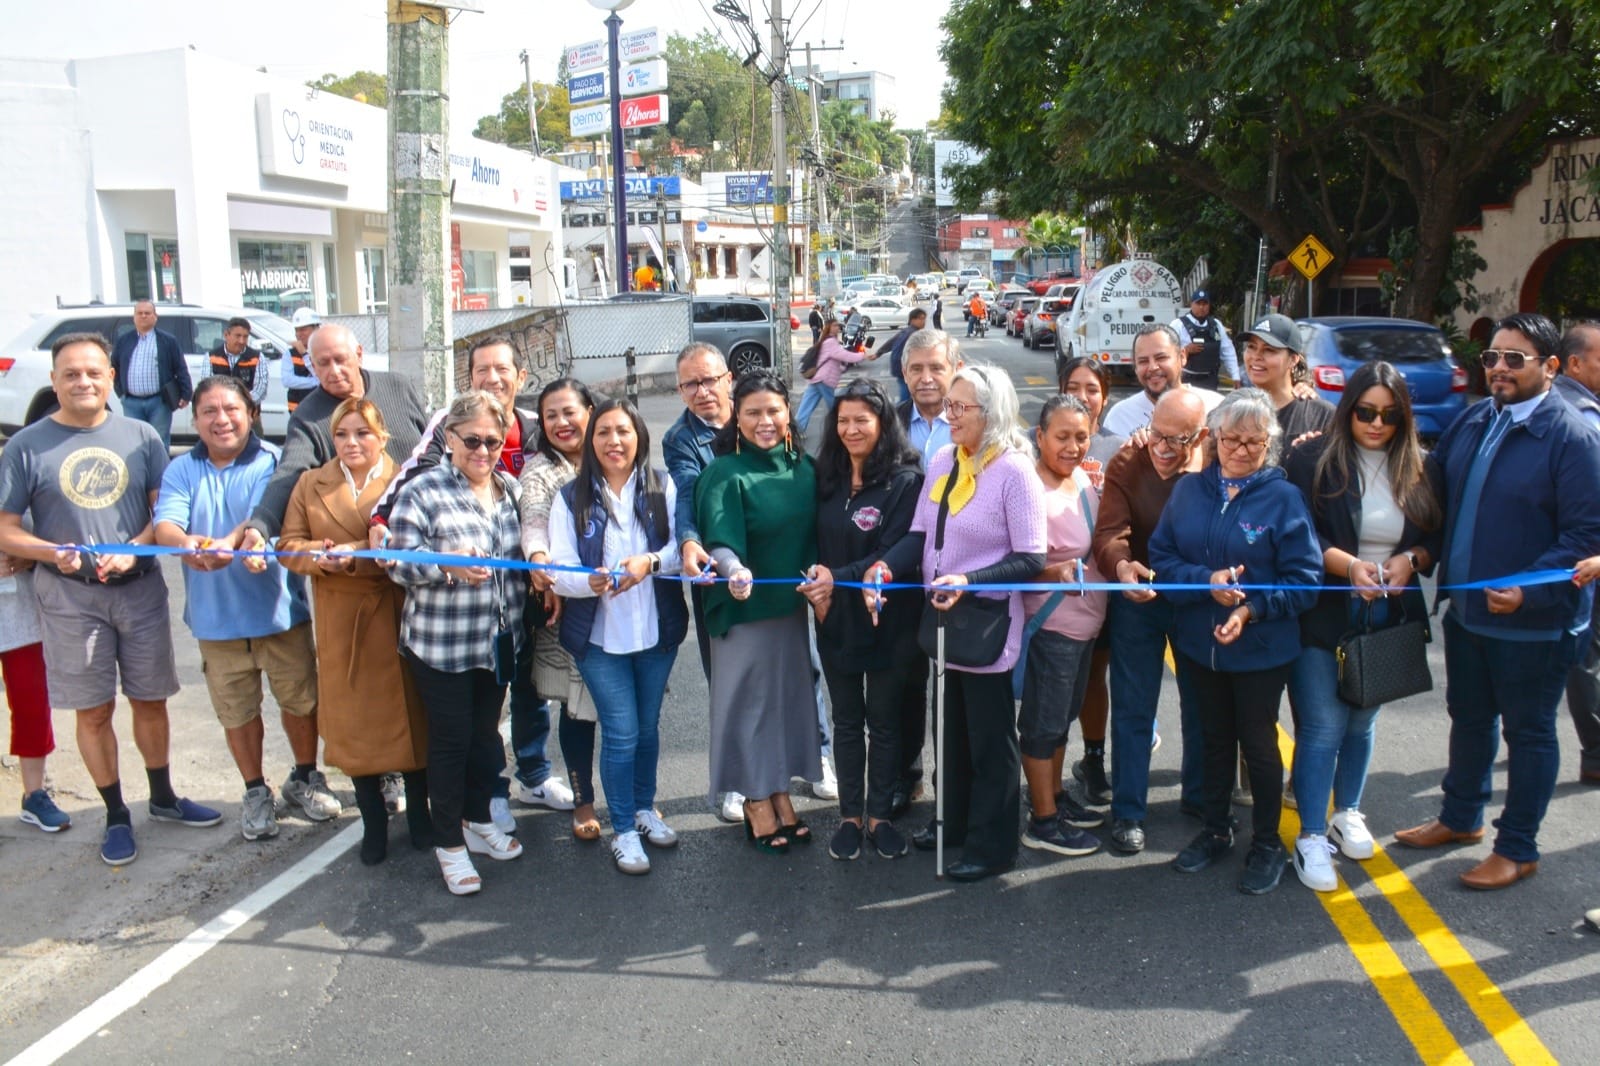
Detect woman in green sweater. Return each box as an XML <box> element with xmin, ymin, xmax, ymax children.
<box><xmin>695</xmin><ymin>371</ymin><xmax>821</xmax><ymax>853</ymax></box>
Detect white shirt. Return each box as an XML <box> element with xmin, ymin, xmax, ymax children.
<box><xmin>340</xmin><ymin>460</ymin><xmax>385</xmax><ymax>503</ymax></box>
<box><xmin>549</xmin><ymin>472</ymin><xmax>683</xmax><ymax>655</ymax></box>
<box><xmin>1355</xmin><ymin>447</ymin><xmax>1405</xmax><ymax>563</ymax></box>
<box><xmin>1101</xmin><ymin>386</ymin><xmax>1223</xmax><ymax>437</ymax></box>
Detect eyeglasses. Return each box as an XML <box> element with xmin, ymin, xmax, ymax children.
<box><xmin>1480</xmin><ymin>348</ymin><xmax>1539</xmax><ymax>370</ymax></box>
<box><xmin>943</xmin><ymin>398</ymin><xmax>981</xmax><ymax>419</ymax></box>
<box><xmin>1353</xmin><ymin>404</ymin><xmax>1403</xmax><ymax>426</ymax></box>
<box><xmin>677</xmin><ymin>373</ymin><xmax>729</xmax><ymax>396</ymax></box>
<box><xmin>1143</xmin><ymin>424</ymin><xmax>1200</xmax><ymax>449</ymax></box>
<box><xmin>1217</xmin><ymin>435</ymin><xmax>1269</xmax><ymax>453</ymax></box>
<box><xmin>451</xmin><ymin>432</ymin><xmax>504</xmax><ymax>453</ymax></box>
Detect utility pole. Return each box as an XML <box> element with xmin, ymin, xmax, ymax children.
<box><xmin>804</xmin><ymin>43</ymin><xmax>830</xmax><ymax>232</ymax></box>
<box><xmin>768</xmin><ymin>0</ymin><xmax>792</xmax><ymax>378</ymax></box>
<box><xmin>519</xmin><ymin>50</ymin><xmax>542</xmax><ymax>156</ymax></box>
<box><xmin>387</xmin><ymin>0</ymin><xmax>454</xmax><ymax>409</ymax></box>
<box><xmin>657</xmin><ymin>186</ymin><xmax>671</xmax><ymax>289</ymax></box>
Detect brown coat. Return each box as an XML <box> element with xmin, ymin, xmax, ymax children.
<box><xmin>278</xmin><ymin>455</ymin><xmax>427</xmax><ymax>776</ymax></box>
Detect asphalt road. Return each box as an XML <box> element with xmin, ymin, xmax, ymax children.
<box><xmin>3</xmin><ymin>305</ymin><xmax>1599</xmax><ymax>1065</ymax></box>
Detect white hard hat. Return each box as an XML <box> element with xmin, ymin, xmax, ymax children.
<box><xmin>290</xmin><ymin>307</ymin><xmax>321</xmax><ymax>328</ymax></box>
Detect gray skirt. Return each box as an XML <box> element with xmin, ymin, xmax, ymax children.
<box><xmin>707</xmin><ymin>609</ymin><xmax>822</xmax><ymax>802</ymax></box>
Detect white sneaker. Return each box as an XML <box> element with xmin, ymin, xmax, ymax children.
<box><xmin>611</xmin><ymin>829</ymin><xmax>651</xmax><ymax>875</ymax></box>
<box><xmin>718</xmin><ymin>792</ymin><xmax>746</xmax><ymax>823</ymax></box>
<box><xmin>1294</xmin><ymin>834</ymin><xmax>1338</xmax><ymax>892</ymax></box>
<box><xmin>634</xmin><ymin>808</ymin><xmax>679</xmax><ymax>848</ymax></box>
<box><xmin>463</xmin><ymin>820</ymin><xmax>524</xmax><ymax>861</ymax></box>
<box><xmin>489</xmin><ymin>796</ymin><xmax>517</xmax><ymax>834</ymax></box>
<box><xmin>1328</xmin><ymin>809</ymin><xmax>1376</xmax><ymax>860</ymax></box>
<box><xmin>811</xmin><ymin>758</ymin><xmax>839</xmax><ymax>801</ymax></box>
<box><xmin>510</xmin><ymin>778</ymin><xmax>576</xmax><ymax>811</ymax></box>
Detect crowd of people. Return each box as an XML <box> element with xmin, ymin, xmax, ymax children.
<box><xmin>3</xmin><ymin>309</ymin><xmax>1600</xmax><ymax>919</ymax></box>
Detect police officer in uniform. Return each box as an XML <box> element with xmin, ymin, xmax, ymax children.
<box><xmin>1171</xmin><ymin>289</ymin><xmax>1238</xmax><ymax>391</ymax></box>
<box><xmin>283</xmin><ymin>308</ymin><xmax>322</xmax><ymax>412</ymax></box>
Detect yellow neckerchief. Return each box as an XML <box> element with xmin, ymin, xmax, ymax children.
<box><xmin>928</xmin><ymin>444</ymin><xmax>999</xmax><ymax>516</ymax></box>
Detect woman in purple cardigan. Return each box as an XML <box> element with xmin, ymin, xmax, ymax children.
<box><xmin>867</xmin><ymin>364</ymin><xmax>1047</xmax><ymax>882</ymax></box>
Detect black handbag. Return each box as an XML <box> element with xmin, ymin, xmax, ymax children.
<box><xmin>1335</xmin><ymin>600</ymin><xmax>1432</xmax><ymax>710</ymax></box>
<box><xmin>917</xmin><ymin>472</ymin><xmax>1011</xmax><ymax>668</ymax></box>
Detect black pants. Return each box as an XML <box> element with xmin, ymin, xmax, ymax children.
<box><xmin>1180</xmin><ymin>653</ymin><xmax>1289</xmax><ymax>846</ymax></box>
<box><xmin>897</xmin><ymin>655</ymin><xmax>930</xmax><ymax>785</ymax></box>
<box><xmin>940</xmin><ymin>667</ymin><xmax>1021</xmax><ymax>866</ymax></box>
<box><xmin>690</xmin><ymin>583</ymin><xmax>712</xmax><ymax>678</ymax></box>
<box><xmin>823</xmin><ymin>657</ymin><xmax>913</xmax><ymax>821</ymax></box>
<box><xmin>1566</xmin><ymin>618</ymin><xmax>1600</xmax><ymax>776</ymax></box>
<box><xmin>405</xmin><ymin>653</ymin><xmax>507</xmax><ymax>849</ymax></box>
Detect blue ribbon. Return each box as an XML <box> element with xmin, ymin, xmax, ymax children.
<box><xmin>77</xmin><ymin>543</ymin><xmax>1581</xmax><ymax>596</ymax></box>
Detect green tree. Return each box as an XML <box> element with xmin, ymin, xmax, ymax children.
<box><xmin>939</xmin><ymin>0</ymin><xmax>1600</xmax><ymax>322</ymax></box>
<box><xmin>473</xmin><ymin>82</ymin><xmax>570</xmax><ymax>151</ymax></box>
<box><xmin>308</xmin><ymin>70</ymin><xmax>386</xmax><ymax>107</ymax></box>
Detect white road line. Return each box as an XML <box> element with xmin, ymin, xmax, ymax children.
<box><xmin>6</xmin><ymin>822</ymin><xmax>360</xmax><ymax>1066</ymax></box>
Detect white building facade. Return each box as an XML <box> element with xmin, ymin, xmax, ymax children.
<box><xmin>0</xmin><ymin>48</ymin><xmax>560</xmax><ymax>339</ymax></box>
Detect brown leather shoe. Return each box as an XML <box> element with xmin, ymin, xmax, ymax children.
<box><xmin>1460</xmin><ymin>853</ymin><xmax>1538</xmax><ymax>891</ymax></box>
<box><xmin>1394</xmin><ymin>819</ymin><xmax>1485</xmax><ymax>849</ymax></box>
<box><xmin>1581</xmin><ymin>768</ymin><xmax>1600</xmax><ymax>785</ymax></box>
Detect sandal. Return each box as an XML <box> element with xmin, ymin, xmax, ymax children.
<box><xmin>742</xmin><ymin>801</ymin><xmax>790</xmax><ymax>854</ymax></box>
<box><xmin>435</xmin><ymin>846</ymin><xmax>482</xmax><ymax>895</ymax></box>
<box><xmin>572</xmin><ymin>803</ymin><xmax>602</xmax><ymax>842</ymax></box>
<box><xmin>779</xmin><ymin>816</ymin><xmax>813</xmax><ymax>845</ymax></box>
<box><xmin>463</xmin><ymin>820</ymin><xmax>524</xmax><ymax>861</ymax></box>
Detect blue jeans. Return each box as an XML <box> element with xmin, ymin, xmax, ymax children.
<box><xmin>1108</xmin><ymin>595</ymin><xmax>1203</xmax><ymax>823</ymax></box>
<box><xmin>121</xmin><ymin>393</ymin><xmax>173</xmax><ymax>448</ymax></box>
<box><xmin>575</xmin><ymin>642</ymin><xmax>678</xmax><ymax>835</ymax></box>
<box><xmin>795</xmin><ymin>381</ymin><xmax>836</xmax><ymax>434</ymax></box>
<box><xmin>1437</xmin><ymin>614</ymin><xmax>1578</xmax><ymax>863</ymax></box>
<box><xmin>806</xmin><ymin>617</ymin><xmax>833</xmax><ymax>762</ymax></box>
<box><xmin>1288</xmin><ymin>646</ymin><xmax>1379</xmax><ymax>835</ymax></box>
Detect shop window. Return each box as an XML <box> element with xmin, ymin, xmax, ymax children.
<box><xmin>723</xmin><ymin>247</ymin><xmax>738</xmax><ymax>276</ymax></box>
<box><xmin>126</xmin><ymin>234</ymin><xmax>151</xmax><ymax>302</ymax></box>
<box><xmin>237</xmin><ymin>240</ymin><xmax>312</xmax><ymax>315</ymax></box>
<box><xmin>461</xmin><ymin>249</ymin><xmax>497</xmax><ymax>308</ymax></box>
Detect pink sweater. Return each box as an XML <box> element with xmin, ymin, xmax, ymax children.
<box><xmin>912</xmin><ymin>446</ymin><xmax>1048</xmax><ymax>673</ymax></box>
<box><xmin>813</xmin><ymin>337</ymin><xmax>867</xmax><ymax>388</ymax></box>
<box><xmin>1022</xmin><ymin>469</ymin><xmax>1108</xmax><ymax>641</ymax></box>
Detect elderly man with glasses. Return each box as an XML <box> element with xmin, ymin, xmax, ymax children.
<box><xmin>1091</xmin><ymin>387</ymin><xmax>1212</xmax><ymax>854</ymax></box>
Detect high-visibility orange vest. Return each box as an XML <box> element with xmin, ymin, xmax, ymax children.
<box><xmin>209</xmin><ymin>346</ymin><xmax>261</xmax><ymax>393</ymax></box>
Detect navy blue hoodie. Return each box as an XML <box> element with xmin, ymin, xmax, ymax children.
<box><xmin>1148</xmin><ymin>464</ymin><xmax>1322</xmax><ymax>672</ymax></box>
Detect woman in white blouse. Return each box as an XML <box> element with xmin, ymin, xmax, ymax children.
<box><xmin>548</xmin><ymin>398</ymin><xmax>689</xmax><ymax>876</ymax></box>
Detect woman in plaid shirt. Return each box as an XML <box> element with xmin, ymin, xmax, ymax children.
<box><xmin>387</xmin><ymin>391</ymin><xmax>528</xmax><ymax>896</ymax></box>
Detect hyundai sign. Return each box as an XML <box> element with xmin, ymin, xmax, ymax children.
<box><xmin>726</xmin><ymin>173</ymin><xmax>774</xmax><ymax>205</ymax></box>
<box><xmin>559</xmin><ymin>176</ymin><xmax>683</xmax><ymax>201</ymax></box>
<box><xmin>568</xmin><ymin>71</ymin><xmax>607</xmax><ymax>106</ymax></box>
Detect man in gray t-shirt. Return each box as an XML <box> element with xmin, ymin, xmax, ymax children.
<box><xmin>0</xmin><ymin>332</ymin><xmax>221</xmax><ymax>868</ymax></box>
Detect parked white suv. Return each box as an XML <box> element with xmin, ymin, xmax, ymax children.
<box><xmin>1</xmin><ymin>304</ymin><xmax>319</xmax><ymax>441</ymax></box>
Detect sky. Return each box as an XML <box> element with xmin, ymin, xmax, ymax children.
<box><xmin>9</xmin><ymin>0</ymin><xmax>952</xmax><ymax>132</ymax></box>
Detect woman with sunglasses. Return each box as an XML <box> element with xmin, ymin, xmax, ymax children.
<box><xmin>548</xmin><ymin>398</ymin><xmax>686</xmax><ymax>875</ymax></box>
<box><xmin>1149</xmin><ymin>388</ymin><xmax>1322</xmax><ymax>895</ymax></box>
<box><xmin>1282</xmin><ymin>361</ymin><xmax>1441</xmax><ymax>892</ymax></box>
<box><xmin>696</xmin><ymin>372</ymin><xmax>822</xmax><ymax>853</ymax></box>
<box><xmin>518</xmin><ymin>378</ymin><xmax>602</xmax><ymax>842</ymax></box>
<box><xmin>1056</xmin><ymin>356</ymin><xmax>1124</xmax><ymax>806</ymax></box>
<box><xmin>868</xmin><ymin>364</ymin><xmax>1047</xmax><ymax>882</ymax></box>
<box><xmin>388</xmin><ymin>391</ymin><xmax>527</xmax><ymax>895</ymax></box>
<box><xmin>801</xmin><ymin>377</ymin><xmax>924</xmax><ymax>861</ymax></box>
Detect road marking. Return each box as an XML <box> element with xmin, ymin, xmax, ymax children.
<box><xmin>6</xmin><ymin>822</ymin><xmax>361</xmax><ymax>1066</ymax></box>
<box><xmin>1275</xmin><ymin>728</ymin><xmax>1555</xmax><ymax>1064</ymax></box>
<box><xmin>1022</xmin><ymin>376</ymin><xmax>1049</xmax><ymax>386</ymax></box>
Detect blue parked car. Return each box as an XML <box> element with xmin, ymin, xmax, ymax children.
<box><xmin>1296</xmin><ymin>316</ymin><xmax>1467</xmax><ymax>439</ymax></box>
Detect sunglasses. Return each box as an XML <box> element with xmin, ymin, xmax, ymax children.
<box><xmin>1353</xmin><ymin>404</ymin><xmax>1403</xmax><ymax>427</ymax></box>
<box><xmin>1480</xmin><ymin>348</ymin><xmax>1540</xmax><ymax>370</ymax></box>
<box><xmin>452</xmin><ymin>432</ymin><xmax>504</xmax><ymax>453</ymax></box>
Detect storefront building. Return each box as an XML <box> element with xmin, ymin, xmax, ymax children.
<box><xmin>0</xmin><ymin>48</ymin><xmax>559</xmax><ymax>339</ymax></box>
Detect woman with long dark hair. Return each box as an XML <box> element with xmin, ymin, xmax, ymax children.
<box><xmin>801</xmin><ymin>377</ymin><xmax>924</xmax><ymax>860</ymax></box>
<box><xmin>518</xmin><ymin>377</ymin><xmax>602</xmax><ymax>840</ymax></box>
<box><xmin>1282</xmin><ymin>361</ymin><xmax>1442</xmax><ymax>892</ymax></box>
<box><xmin>548</xmin><ymin>398</ymin><xmax>687</xmax><ymax>875</ymax></box>
<box><xmin>696</xmin><ymin>372</ymin><xmax>821</xmax><ymax>853</ymax></box>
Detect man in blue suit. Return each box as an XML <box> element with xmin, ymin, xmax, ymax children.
<box><xmin>111</xmin><ymin>301</ymin><xmax>192</xmax><ymax>447</ymax></box>
<box><xmin>1396</xmin><ymin>312</ymin><xmax>1600</xmax><ymax>890</ymax></box>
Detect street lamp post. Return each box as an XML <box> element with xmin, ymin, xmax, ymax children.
<box><xmin>590</xmin><ymin>0</ymin><xmax>634</xmax><ymax>293</ymax></box>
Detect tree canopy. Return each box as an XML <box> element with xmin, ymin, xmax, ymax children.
<box><xmin>939</xmin><ymin>0</ymin><xmax>1600</xmax><ymax>320</ymax></box>
<box><xmin>308</xmin><ymin>70</ymin><xmax>386</xmax><ymax>107</ymax></box>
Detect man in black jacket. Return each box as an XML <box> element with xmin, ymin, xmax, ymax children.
<box><xmin>1556</xmin><ymin>321</ymin><xmax>1600</xmax><ymax>786</ymax></box>
<box><xmin>111</xmin><ymin>300</ymin><xmax>192</xmax><ymax>447</ymax></box>
<box><xmin>884</xmin><ymin>307</ymin><xmax>928</xmax><ymax>406</ymax></box>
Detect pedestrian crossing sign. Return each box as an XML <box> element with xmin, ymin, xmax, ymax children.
<box><xmin>1291</xmin><ymin>234</ymin><xmax>1333</xmax><ymax>281</ymax></box>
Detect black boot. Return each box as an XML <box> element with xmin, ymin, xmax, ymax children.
<box><xmin>351</xmin><ymin>775</ymin><xmax>388</xmax><ymax>866</ymax></box>
<box><xmin>403</xmin><ymin>770</ymin><xmax>434</xmax><ymax>849</ymax></box>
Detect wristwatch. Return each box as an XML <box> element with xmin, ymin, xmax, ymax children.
<box><xmin>1402</xmin><ymin>549</ymin><xmax>1421</xmax><ymax>571</ymax></box>
<box><xmin>648</xmin><ymin>553</ymin><xmax>662</xmax><ymax>574</ymax></box>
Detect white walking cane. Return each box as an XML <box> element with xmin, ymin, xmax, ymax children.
<box><xmin>934</xmin><ymin>610</ymin><xmax>947</xmax><ymax>880</ymax></box>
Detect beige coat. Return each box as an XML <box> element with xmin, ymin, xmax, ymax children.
<box><xmin>278</xmin><ymin>455</ymin><xmax>427</xmax><ymax>776</ymax></box>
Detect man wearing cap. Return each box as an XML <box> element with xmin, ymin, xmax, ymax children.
<box><xmin>111</xmin><ymin>300</ymin><xmax>192</xmax><ymax>448</ymax></box>
<box><xmin>283</xmin><ymin>309</ymin><xmax>323</xmax><ymax>412</ymax></box>
<box><xmin>1240</xmin><ymin>313</ymin><xmax>1335</xmax><ymax>440</ymax></box>
<box><xmin>1172</xmin><ymin>290</ymin><xmax>1239</xmax><ymax>391</ymax></box>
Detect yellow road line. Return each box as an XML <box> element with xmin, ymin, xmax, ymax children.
<box><xmin>1023</xmin><ymin>375</ymin><xmax>1048</xmax><ymax>386</ymax></box>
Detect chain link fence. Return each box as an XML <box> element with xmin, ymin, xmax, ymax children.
<box><xmin>326</xmin><ymin>298</ymin><xmax>693</xmax><ymax>395</ymax></box>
